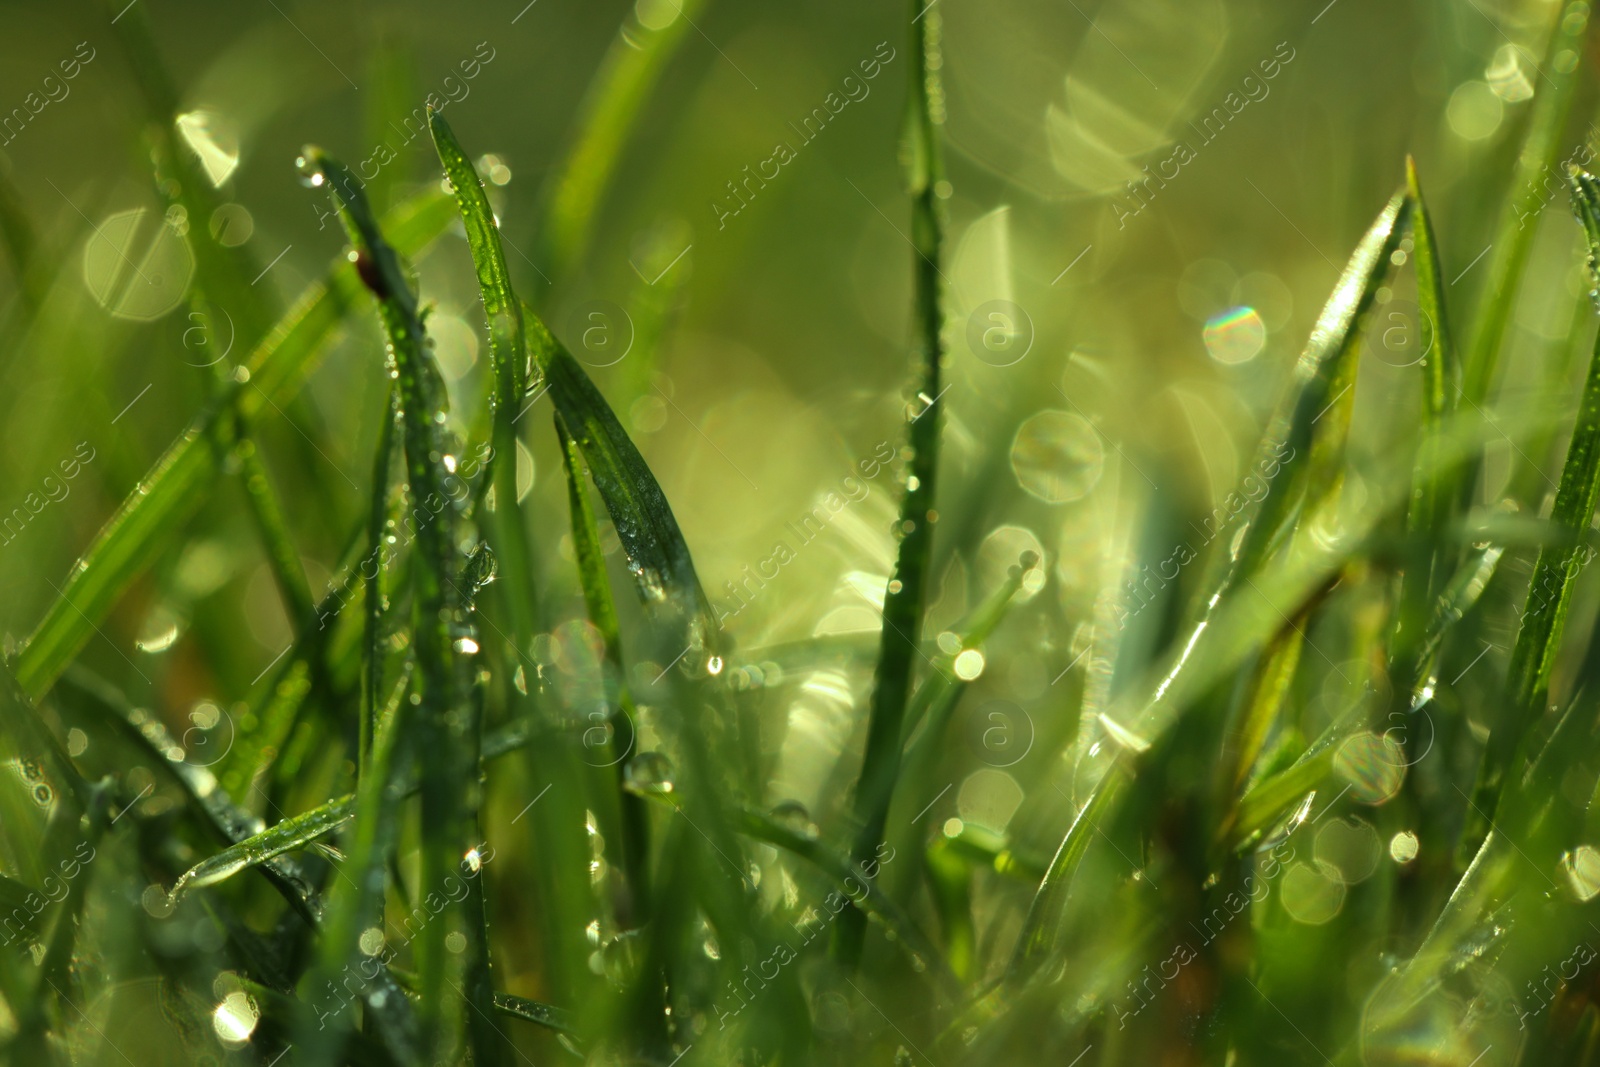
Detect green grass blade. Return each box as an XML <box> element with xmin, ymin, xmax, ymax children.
<box><xmin>1006</xmin><ymin>761</ymin><xmax>1129</xmax><ymax>981</ymax></box>
<box><xmin>1464</xmin><ymin>166</ymin><xmax>1600</xmax><ymax>846</ymax></box>
<box><xmin>559</xmin><ymin>422</ymin><xmax>651</xmax><ymax>916</ymax></box>
<box><xmin>1460</xmin><ymin>2</ymin><xmax>1591</xmax><ymax>406</ymax></box>
<box><xmin>526</xmin><ymin>311</ymin><xmax>714</xmax><ymax>629</ymax></box>
<box><xmin>309</xmin><ymin>147</ymin><xmax>477</xmax><ymax>1062</ymax></box>
<box><xmin>492</xmin><ymin>993</ymin><xmax>576</xmax><ymax>1034</ymax></box>
<box><xmin>1394</xmin><ymin>157</ymin><xmax>1464</xmax><ymax>680</ymax></box>
<box><xmin>534</xmin><ymin>0</ymin><xmax>707</xmax><ymax>286</ymax></box>
<box><xmin>12</xmin><ymin>190</ymin><xmax>454</xmax><ymax>702</ymax></box>
<box><xmin>429</xmin><ymin>110</ymin><xmax>540</xmax><ymax>650</ymax></box>
<box><xmin>167</xmin><ymin>796</ymin><xmax>355</xmax><ymax>902</ymax></box>
<box><xmin>836</xmin><ymin>0</ymin><xmax>950</xmax><ymax>968</ymax></box>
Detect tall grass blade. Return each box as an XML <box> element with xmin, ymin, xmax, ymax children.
<box><xmin>309</xmin><ymin>147</ymin><xmax>478</xmax><ymax>1062</ymax></box>
<box><xmin>836</xmin><ymin>0</ymin><xmax>949</xmax><ymax>968</ymax></box>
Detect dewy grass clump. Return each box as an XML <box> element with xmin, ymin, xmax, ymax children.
<box><xmin>9</xmin><ymin>0</ymin><xmax>1600</xmax><ymax>1064</ymax></box>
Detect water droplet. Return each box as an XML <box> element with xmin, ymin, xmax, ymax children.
<box><xmin>768</xmin><ymin>800</ymin><xmax>818</xmax><ymax>840</ymax></box>
<box><xmin>1389</xmin><ymin>831</ymin><xmax>1419</xmax><ymax>864</ymax></box>
<box><xmin>707</xmin><ymin>655</ymin><xmax>724</xmax><ymax>676</ymax></box>
<box><xmin>623</xmin><ymin>752</ymin><xmax>675</xmax><ymax>796</ymax></box>
<box><xmin>454</xmin><ymin>637</ymin><xmax>481</xmax><ymax>655</ymax></box>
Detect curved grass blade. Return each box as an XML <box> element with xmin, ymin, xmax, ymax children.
<box><xmin>167</xmin><ymin>796</ymin><xmax>355</xmax><ymax>902</ymax></box>
<box><xmin>12</xmin><ymin>190</ymin><xmax>455</xmax><ymax>702</ymax></box>
<box><xmin>526</xmin><ymin>310</ymin><xmax>713</xmax><ymax>631</ymax></box>
<box><xmin>308</xmin><ymin>147</ymin><xmax>479</xmax><ymax>1063</ymax></box>
<box><xmin>1463</xmin><ymin>166</ymin><xmax>1600</xmax><ymax>850</ymax></box>
<box><xmin>836</xmin><ymin>0</ymin><xmax>950</xmax><ymax>968</ymax></box>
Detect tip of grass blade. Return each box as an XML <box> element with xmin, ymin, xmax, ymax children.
<box><xmin>1569</xmin><ymin>167</ymin><xmax>1600</xmax><ymax>311</ymax></box>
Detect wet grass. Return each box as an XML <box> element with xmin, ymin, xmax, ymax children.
<box><xmin>10</xmin><ymin>1</ymin><xmax>1600</xmax><ymax>1065</ymax></box>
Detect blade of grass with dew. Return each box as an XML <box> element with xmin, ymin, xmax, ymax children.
<box><xmin>493</xmin><ymin>993</ymin><xmax>576</xmax><ymax>1035</ymax></box>
<box><xmin>1460</xmin><ymin>1</ymin><xmax>1593</xmax><ymax>408</ymax></box>
<box><xmin>167</xmin><ymin>796</ymin><xmax>355</xmax><ymax>902</ymax></box>
<box><xmin>429</xmin><ymin>110</ymin><xmax>539</xmax><ymax>662</ymax></box>
<box><xmin>534</xmin><ymin>0</ymin><xmax>708</xmax><ymax>288</ymax></box>
<box><xmin>361</xmin><ymin>394</ymin><xmax>398</xmax><ymax>777</ymax></box>
<box><xmin>1462</xmin><ymin>166</ymin><xmax>1600</xmax><ymax>854</ymax></box>
<box><xmin>526</xmin><ymin>310</ymin><xmax>714</xmax><ymax>626</ymax></box>
<box><xmin>835</xmin><ymin>0</ymin><xmax>949</xmax><ymax>969</ymax></box>
<box><xmin>432</xmin><ymin>115</ymin><xmax>605</xmax><ymax>1006</ymax></box>
<box><xmin>12</xmin><ymin>189</ymin><xmax>454</xmax><ymax>702</ymax></box>
<box><xmin>559</xmin><ymin>421</ymin><xmax>651</xmax><ymax>918</ymax></box>
<box><xmin>308</xmin><ymin>147</ymin><xmax>480</xmax><ymax>1062</ymax></box>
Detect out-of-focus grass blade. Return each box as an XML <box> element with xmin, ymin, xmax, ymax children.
<box><xmin>534</xmin><ymin>0</ymin><xmax>707</xmax><ymax>286</ymax></box>
<box><xmin>309</xmin><ymin>147</ymin><xmax>477</xmax><ymax>1063</ymax></box>
<box><xmin>836</xmin><ymin>0</ymin><xmax>950</xmax><ymax>968</ymax></box>
<box><xmin>167</xmin><ymin>796</ymin><xmax>355</xmax><ymax>901</ymax></box>
<box><xmin>12</xmin><ymin>190</ymin><xmax>454</xmax><ymax>702</ymax></box>
<box><xmin>0</xmin><ymin>160</ymin><xmax>44</xmax><ymax>313</ymax></box>
<box><xmin>1006</xmin><ymin>762</ymin><xmax>1129</xmax><ymax>981</ymax></box>
<box><xmin>1463</xmin><ymin>166</ymin><xmax>1600</xmax><ymax>849</ymax></box>
<box><xmin>1394</xmin><ymin>157</ymin><xmax>1463</xmax><ymax>683</ymax></box>
<box><xmin>732</xmin><ymin>804</ymin><xmax>960</xmax><ymax>998</ymax></box>
<box><xmin>1460</xmin><ymin>1</ymin><xmax>1592</xmax><ymax>406</ymax></box>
